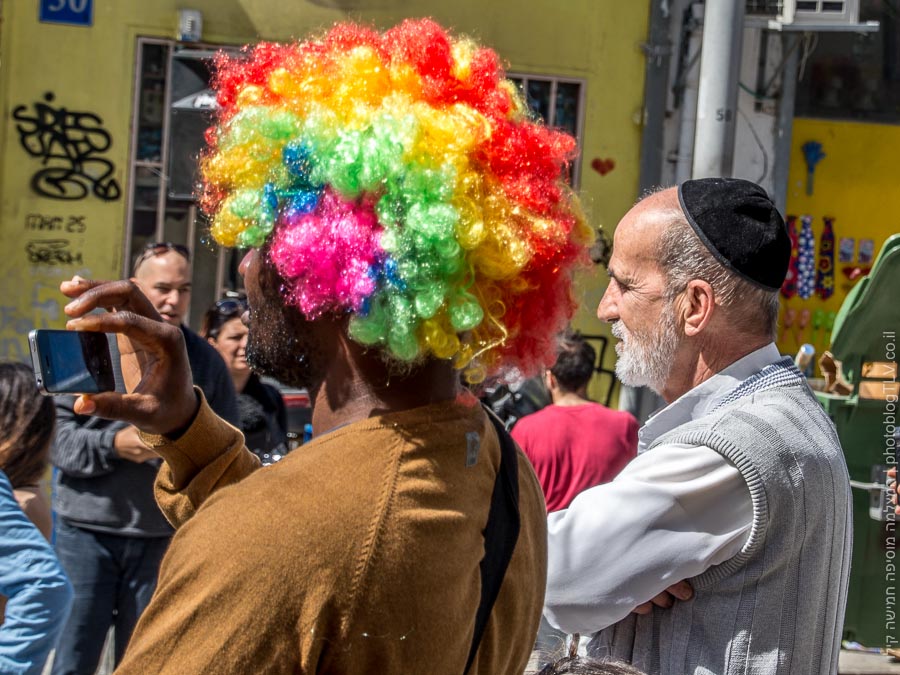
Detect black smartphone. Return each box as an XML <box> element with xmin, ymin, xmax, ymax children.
<box><xmin>28</xmin><ymin>329</ymin><xmax>116</xmax><ymax>395</ymax></box>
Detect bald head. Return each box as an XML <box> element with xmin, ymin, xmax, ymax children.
<box><xmin>611</xmin><ymin>187</ymin><xmax>684</xmax><ymax>273</ymax></box>
<box><xmin>131</xmin><ymin>251</ymin><xmax>192</xmax><ymax>326</ymax></box>
<box><xmin>639</xmin><ymin>185</ymin><xmax>680</xmax><ymax>211</ymax></box>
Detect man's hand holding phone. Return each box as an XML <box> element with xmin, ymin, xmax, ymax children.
<box><xmin>60</xmin><ymin>276</ymin><xmax>198</xmax><ymax>438</ymax></box>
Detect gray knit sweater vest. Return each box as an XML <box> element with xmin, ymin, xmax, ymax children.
<box><xmin>587</xmin><ymin>357</ymin><xmax>852</xmax><ymax>675</ymax></box>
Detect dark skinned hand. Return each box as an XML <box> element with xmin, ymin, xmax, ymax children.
<box><xmin>632</xmin><ymin>580</ymin><xmax>694</xmax><ymax>615</ymax></box>
<box><xmin>60</xmin><ymin>276</ymin><xmax>198</xmax><ymax>436</ymax></box>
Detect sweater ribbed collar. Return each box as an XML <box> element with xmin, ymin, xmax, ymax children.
<box><xmin>637</xmin><ymin>342</ymin><xmax>783</xmax><ymax>454</ymax></box>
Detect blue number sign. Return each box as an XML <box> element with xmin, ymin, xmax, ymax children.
<box><xmin>40</xmin><ymin>0</ymin><xmax>94</xmax><ymax>27</ymax></box>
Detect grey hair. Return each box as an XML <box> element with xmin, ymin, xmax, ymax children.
<box><xmin>655</xmin><ymin>209</ymin><xmax>780</xmax><ymax>341</ymax></box>
<box><xmin>531</xmin><ymin>655</ymin><xmax>647</xmax><ymax>675</ymax></box>
<box><xmin>530</xmin><ymin>635</ymin><xmax>648</xmax><ymax>675</ymax></box>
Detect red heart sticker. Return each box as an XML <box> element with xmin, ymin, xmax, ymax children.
<box><xmin>591</xmin><ymin>158</ymin><xmax>616</xmax><ymax>176</ymax></box>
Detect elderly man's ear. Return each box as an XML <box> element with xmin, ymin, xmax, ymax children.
<box><xmin>680</xmin><ymin>279</ymin><xmax>716</xmax><ymax>337</ymax></box>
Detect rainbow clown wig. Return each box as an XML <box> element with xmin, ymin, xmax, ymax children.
<box><xmin>200</xmin><ymin>18</ymin><xmax>593</xmax><ymax>383</ymax></box>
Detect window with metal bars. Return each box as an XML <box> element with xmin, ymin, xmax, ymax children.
<box><xmin>508</xmin><ymin>75</ymin><xmax>586</xmax><ymax>187</ymax></box>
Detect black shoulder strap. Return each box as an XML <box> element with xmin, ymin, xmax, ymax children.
<box><xmin>464</xmin><ymin>407</ymin><xmax>521</xmax><ymax>674</ymax></box>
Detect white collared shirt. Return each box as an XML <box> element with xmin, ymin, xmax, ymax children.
<box><xmin>543</xmin><ymin>343</ymin><xmax>782</xmax><ymax>635</ymax></box>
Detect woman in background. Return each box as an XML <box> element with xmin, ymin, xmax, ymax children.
<box><xmin>0</xmin><ymin>362</ymin><xmax>56</xmax><ymax>538</ymax></box>
<box><xmin>0</xmin><ymin>361</ymin><xmax>73</xmax><ymax>673</ymax></box>
<box><xmin>201</xmin><ymin>296</ymin><xmax>290</xmax><ymax>465</ymax></box>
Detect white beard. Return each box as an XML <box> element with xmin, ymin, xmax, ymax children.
<box><xmin>611</xmin><ymin>303</ymin><xmax>680</xmax><ymax>393</ymax></box>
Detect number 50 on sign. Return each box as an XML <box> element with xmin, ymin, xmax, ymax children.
<box><xmin>40</xmin><ymin>0</ymin><xmax>93</xmax><ymax>27</ymax></box>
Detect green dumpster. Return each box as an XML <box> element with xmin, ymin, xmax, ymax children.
<box><xmin>815</xmin><ymin>233</ymin><xmax>900</xmax><ymax>649</ymax></box>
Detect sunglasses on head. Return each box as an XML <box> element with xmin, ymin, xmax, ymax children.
<box><xmin>204</xmin><ymin>295</ymin><xmax>248</xmax><ymax>340</ymax></box>
<box><xmin>133</xmin><ymin>241</ymin><xmax>191</xmax><ymax>273</ymax></box>
<box><xmin>214</xmin><ymin>296</ymin><xmax>248</xmax><ymax>317</ymax></box>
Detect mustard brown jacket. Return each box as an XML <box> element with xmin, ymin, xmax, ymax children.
<box><xmin>116</xmin><ymin>392</ymin><xmax>548</xmax><ymax>674</ymax></box>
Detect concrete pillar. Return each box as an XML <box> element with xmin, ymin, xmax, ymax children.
<box><xmin>692</xmin><ymin>0</ymin><xmax>746</xmax><ymax>178</ymax></box>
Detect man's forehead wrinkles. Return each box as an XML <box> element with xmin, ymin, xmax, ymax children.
<box><xmin>609</xmin><ymin>249</ymin><xmax>655</xmax><ymax>279</ymax></box>
<box><xmin>608</xmin><ymin>267</ymin><xmax>631</xmax><ymax>284</ymax></box>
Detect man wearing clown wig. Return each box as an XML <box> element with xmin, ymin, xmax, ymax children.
<box><xmin>60</xmin><ymin>19</ymin><xmax>593</xmax><ymax>674</ymax></box>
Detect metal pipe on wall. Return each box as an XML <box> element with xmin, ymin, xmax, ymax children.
<box><xmin>638</xmin><ymin>0</ymin><xmax>674</xmax><ymax>193</ymax></box>
<box><xmin>675</xmin><ymin>3</ymin><xmax>704</xmax><ymax>184</ymax></box>
<box><xmin>772</xmin><ymin>32</ymin><xmax>800</xmax><ymax>215</ymax></box>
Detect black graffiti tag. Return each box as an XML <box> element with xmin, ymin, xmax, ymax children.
<box><xmin>26</xmin><ymin>239</ymin><xmax>84</xmax><ymax>266</ymax></box>
<box><xmin>25</xmin><ymin>214</ymin><xmax>87</xmax><ymax>233</ymax></box>
<box><xmin>12</xmin><ymin>92</ymin><xmax>121</xmax><ymax>201</ymax></box>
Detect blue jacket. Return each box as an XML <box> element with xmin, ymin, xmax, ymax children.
<box><xmin>0</xmin><ymin>470</ymin><xmax>73</xmax><ymax>674</ymax></box>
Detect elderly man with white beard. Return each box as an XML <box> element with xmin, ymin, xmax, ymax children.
<box><xmin>542</xmin><ymin>178</ymin><xmax>852</xmax><ymax>675</ymax></box>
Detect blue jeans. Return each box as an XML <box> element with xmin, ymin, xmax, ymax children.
<box><xmin>50</xmin><ymin>519</ymin><xmax>169</xmax><ymax>675</ymax></box>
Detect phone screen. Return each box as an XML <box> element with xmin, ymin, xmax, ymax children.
<box><xmin>29</xmin><ymin>330</ymin><xmax>116</xmax><ymax>395</ymax></box>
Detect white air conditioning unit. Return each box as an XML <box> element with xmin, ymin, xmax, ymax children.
<box><xmin>746</xmin><ymin>0</ymin><xmax>876</xmax><ymax>31</ymax></box>
<box><xmin>794</xmin><ymin>0</ymin><xmax>858</xmax><ymax>25</ymax></box>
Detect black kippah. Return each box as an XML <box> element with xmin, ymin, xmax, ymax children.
<box><xmin>677</xmin><ymin>178</ymin><xmax>790</xmax><ymax>291</ymax></box>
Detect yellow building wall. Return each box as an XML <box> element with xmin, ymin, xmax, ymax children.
<box><xmin>0</xmin><ymin>1</ymin><xmax>648</xmax><ymax>367</ymax></box>
<box><xmin>779</xmin><ymin>118</ymin><xmax>900</xmax><ymax>367</ymax></box>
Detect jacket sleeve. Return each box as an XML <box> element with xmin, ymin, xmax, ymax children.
<box><xmin>50</xmin><ymin>397</ymin><xmax>126</xmax><ymax>478</ymax></box>
<box><xmin>0</xmin><ymin>472</ymin><xmax>73</xmax><ymax>675</ymax></box>
<box><xmin>141</xmin><ymin>389</ymin><xmax>260</xmax><ymax>529</ymax></box>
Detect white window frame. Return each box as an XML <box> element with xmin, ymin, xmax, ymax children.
<box><xmin>508</xmin><ymin>73</ymin><xmax>587</xmax><ymax>188</ymax></box>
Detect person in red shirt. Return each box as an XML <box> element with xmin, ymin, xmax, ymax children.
<box><xmin>512</xmin><ymin>333</ymin><xmax>638</xmax><ymax>512</ymax></box>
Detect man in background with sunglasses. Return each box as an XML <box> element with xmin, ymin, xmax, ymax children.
<box><xmin>131</xmin><ymin>242</ymin><xmax>193</xmax><ymax>327</ymax></box>
<box><xmin>49</xmin><ymin>242</ymin><xmax>239</xmax><ymax>675</ymax></box>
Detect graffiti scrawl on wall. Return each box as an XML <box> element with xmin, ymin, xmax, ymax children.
<box><xmin>12</xmin><ymin>92</ymin><xmax>121</xmax><ymax>201</ymax></box>
<box><xmin>25</xmin><ymin>239</ymin><xmax>84</xmax><ymax>266</ymax></box>
<box><xmin>25</xmin><ymin>213</ymin><xmax>87</xmax><ymax>234</ymax></box>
